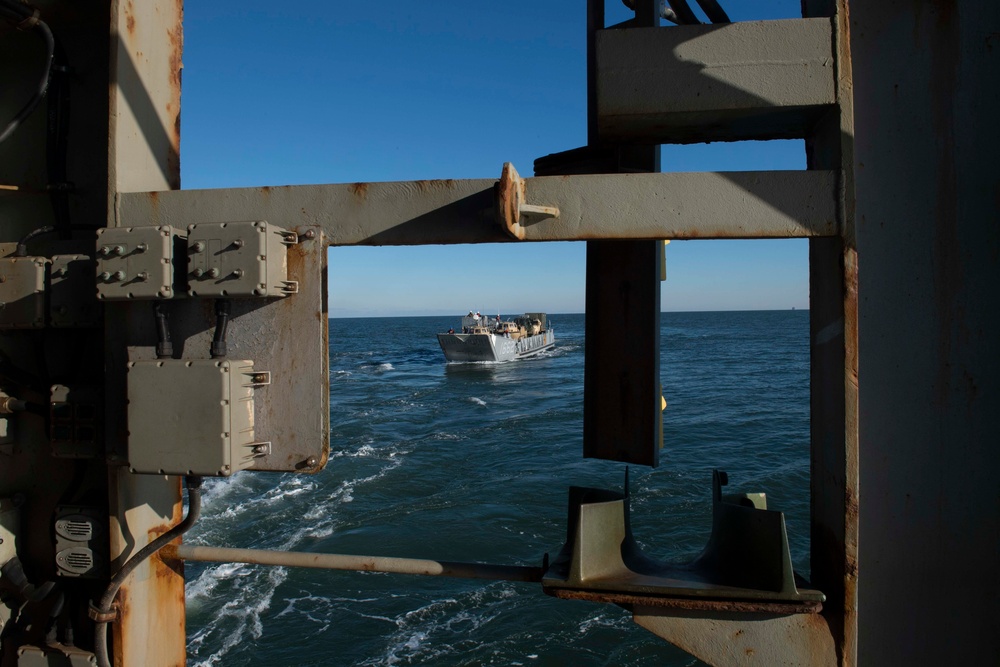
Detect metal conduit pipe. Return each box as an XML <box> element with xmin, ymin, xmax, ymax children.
<box><xmin>93</xmin><ymin>476</ymin><xmax>203</xmax><ymax>667</ymax></box>
<box><xmin>162</xmin><ymin>544</ymin><xmax>545</xmax><ymax>584</ymax></box>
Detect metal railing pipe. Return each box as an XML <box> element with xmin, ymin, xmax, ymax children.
<box><xmin>162</xmin><ymin>544</ymin><xmax>544</xmax><ymax>584</ymax></box>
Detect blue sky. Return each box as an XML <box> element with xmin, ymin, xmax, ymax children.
<box><xmin>180</xmin><ymin>1</ymin><xmax>808</xmax><ymax>316</ymax></box>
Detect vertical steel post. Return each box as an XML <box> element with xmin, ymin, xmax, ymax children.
<box><xmin>852</xmin><ymin>1</ymin><xmax>1000</xmax><ymax>664</ymax></box>
<box><xmin>581</xmin><ymin>0</ymin><xmax>663</xmax><ymax>467</ymax></box>
<box><xmin>105</xmin><ymin>1</ymin><xmax>187</xmax><ymax>664</ymax></box>
<box><xmin>802</xmin><ymin>1</ymin><xmax>857</xmax><ymax>664</ymax></box>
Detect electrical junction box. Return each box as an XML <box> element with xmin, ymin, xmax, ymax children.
<box><xmin>126</xmin><ymin>359</ymin><xmax>269</xmax><ymax>476</ymax></box>
<box><xmin>0</xmin><ymin>257</ymin><xmax>47</xmax><ymax>328</ymax></box>
<box><xmin>186</xmin><ymin>221</ymin><xmax>298</xmax><ymax>298</ymax></box>
<box><xmin>16</xmin><ymin>644</ymin><xmax>96</xmax><ymax>667</ymax></box>
<box><xmin>53</xmin><ymin>506</ymin><xmax>105</xmax><ymax>579</ymax></box>
<box><xmin>50</xmin><ymin>255</ymin><xmax>100</xmax><ymax>327</ymax></box>
<box><xmin>95</xmin><ymin>226</ymin><xmax>185</xmax><ymax>300</ymax></box>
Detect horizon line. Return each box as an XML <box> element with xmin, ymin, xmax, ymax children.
<box><xmin>328</xmin><ymin>308</ymin><xmax>808</xmax><ymax>319</ymax></box>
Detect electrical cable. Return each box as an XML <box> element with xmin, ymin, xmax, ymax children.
<box><xmin>92</xmin><ymin>475</ymin><xmax>203</xmax><ymax>667</ymax></box>
<box><xmin>0</xmin><ymin>1</ymin><xmax>55</xmax><ymax>145</ymax></box>
<box><xmin>14</xmin><ymin>223</ymin><xmax>100</xmax><ymax>258</ymax></box>
<box><xmin>13</xmin><ymin>225</ymin><xmax>55</xmax><ymax>257</ymax></box>
<box><xmin>211</xmin><ymin>299</ymin><xmax>231</xmax><ymax>359</ymax></box>
<box><xmin>153</xmin><ymin>302</ymin><xmax>173</xmax><ymax>359</ymax></box>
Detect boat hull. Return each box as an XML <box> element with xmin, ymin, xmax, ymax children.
<box><xmin>437</xmin><ymin>330</ymin><xmax>554</xmax><ymax>362</ymax></box>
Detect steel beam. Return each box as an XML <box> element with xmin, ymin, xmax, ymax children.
<box><xmin>852</xmin><ymin>1</ymin><xmax>1000</xmax><ymax>664</ymax></box>
<box><xmin>596</xmin><ymin>18</ymin><xmax>837</xmax><ymax>143</ymax></box>
<box><xmin>105</xmin><ymin>2</ymin><xmax>187</xmax><ymax>666</ymax></box>
<box><xmin>163</xmin><ymin>544</ymin><xmax>542</xmax><ymax>583</ymax></box>
<box><xmin>803</xmin><ymin>2</ymin><xmax>858</xmax><ymax>666</ymax></box>
<box><xmin>115</xmin><ymin>169</ymin><xmax>839</xmax><ymax>244</ymax></box>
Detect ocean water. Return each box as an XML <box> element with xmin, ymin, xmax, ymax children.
<box><xmin>185</xmin><ymin>310</ymin><xmax>811</xmax><ymax>666</ymax></box>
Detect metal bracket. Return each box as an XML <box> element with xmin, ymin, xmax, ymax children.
<box><xmin>496</xmin><ymin>163</ymin><xmax>559</xmax><ymax>240</ymax></box>
<box><xmin>542</xmin><ymin>470</ymin><xmax>824</xmax><ymax>611</ymax></box>
<box><xmin>246</xmin><ymin>441</ymin><xmax>271</xmax><ymax>459</ymax></box>
<box><xmin>246</xmin><ymin>370</ymin><xmax>271</xmax><ymax>387</ymax></box>
<box><xmin>87</xmin><ymin>601</ymin><xmax>118</xmax><ymax>624</ymax></box>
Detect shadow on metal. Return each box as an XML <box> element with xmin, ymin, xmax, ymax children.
<box><xmin>542</xmin><ymin>470</ymin><xmax>823</xmax><ymax>613</ymax></box>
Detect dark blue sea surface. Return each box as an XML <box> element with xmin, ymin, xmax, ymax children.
<box><xmin>185</xmin><ymin>310</ymin><xmax>810</xmax><ymax>666</ymax></box>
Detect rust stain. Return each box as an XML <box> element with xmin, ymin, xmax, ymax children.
<box><xmin>545</xmin><ymin>588</ymin><xmax>823</xmax><ymax>614</ymax></box>
<box><xmin>166</xmin><ymin>1</ymin><xmax>184</xmax><ymax>190</ymax></box>
<box><xmin>350</xmin><ymin>182</ymin><xmax>370</xmax><ymax>199</ymax></box>
<box><xmin>413</xmin><ymin>179</ymin><xmax>457</xmax><ymax>193</ymax></box>
<box><xmin>113</xmin><ymin>586</ymin><xmax>129</xmax><ymax>667</ymax></box>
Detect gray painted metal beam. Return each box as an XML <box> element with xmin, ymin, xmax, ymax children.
<box><xmin>596</xmin><ymin>19</ymin><xmax>836</xmax><ymax>143</ymax></box>
<box><xmin>116</xmin><ymin>170</ymin><xmax>838</xmax><ymax>244</ymax></box>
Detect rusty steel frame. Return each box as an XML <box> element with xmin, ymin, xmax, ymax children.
<box><xmin>114</xmin><ymin>169</ymin><xmax>840</xmax><ymax>245</ymax></box>
<box><xmin>1</xmin><ymin>0</ymin><xmax>997</xmax><ymax>665</ymax></box>
<box><xmin>105</xmin><ymin>1</ymin><xmax>187</xmax><ymax>666</ymax></box>
<box><xmin>579</xmin><ymin>1</ymin><xmax>857</xmax><ymax>666</ymax></box>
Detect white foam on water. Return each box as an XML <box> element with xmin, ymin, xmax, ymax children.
<box><xmin>358</xmin><ymin>584</ymin><xmax>517</xmax><ymax>666</ymax></box>
<box><xmin>469</xmin><ymin>396</ymin><xmax>487</xmax><ymax>406</ymax></box>
<box><xmin>186</xmin><ymin>562</ymin><xmax>250</xmax><ymax>602</ymax></box>
<box><xmin>261</xmin><ymin>478</ymin><xmax>316</xmax><ymax>505</ymax></box>
<box><xmin>189</xmin><ymin>566</ymin><xmax>288</xmax><ymax>667</ymax></box>
<box><xmin>577</xmin><ymin>609</ymin><xmax>631</xmax><ymax>634</ymax></box>
<box><xmin>187</xmin><ymin>443</ymin><xmax>411</xmax><ymax>664</ymax></box>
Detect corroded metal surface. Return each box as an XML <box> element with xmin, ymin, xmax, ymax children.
<box><xmin>803</xmin><ymin>2</ymin><xmax>857</xmax><ymax>665</ymax></box>
<box><xmin>108</xmin><ymin>472</ymin><xmax>185</xmax><ymax>667</ymax></box>
<box><xmin>116</xmin><ymin>169</ymin><xmax>839</xmax><ymax>245</ymax></box>
<box><xmin>633</xmin><ymin>606</ymin><xmax>836</xmax><ymax>667</ymax></box>
<box><xmin>106</xmin><ymin>2</ymin><xmax>187</xmax><ymax>665</ymax></box>
<box><xmin>547</xmin><ymin>589</ymin><xmax>822</xmax><ymax>615</ymax></box>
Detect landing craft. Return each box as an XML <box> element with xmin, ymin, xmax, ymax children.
<box><xmin>437</xmin><ymin>312</ymin><xmax>555</xmax><ymax>362</ymax></box>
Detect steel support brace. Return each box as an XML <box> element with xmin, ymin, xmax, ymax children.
<box><xmin>576</xmin><ymin>0</ymin><xmax>661</xmax><ymax>468</ymax></box>
<box><xmin>106</xmin><ymin>2</ymin><xmax>187</xmax><ymax>665</ymax></box>
<box><xmin>596</xmin><ymin>18</ymin><xmax>838</xmax><ymax>143</ymax></box>
<box><xmin>115</xmin><ymin>169</ymin><xmax>839</xmax><ymax>245</ymax></box>
<box><xmin>162</xmin><ymin>544</ymin><xmax>542</xmax><ymax>583</ymax></box>
<box><xmin>583</xmin><ymin>239</ymin><xmax>662</xmax><ymax>466</ymax></box>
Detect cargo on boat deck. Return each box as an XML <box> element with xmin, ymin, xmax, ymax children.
<box><xmin>437</xmin><ymin>312</ymin><xmax>555</xmax><ymax>362</ymax></box>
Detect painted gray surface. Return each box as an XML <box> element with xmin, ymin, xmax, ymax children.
<box><xmin>116</xmin><ymin>169</ymin><xmax>839</xmax><ymax>245</ymax></box>
<box><xmin>596</xmin><ymin>18</ymin><xmax>836</xmax><ymax>143</ymax></box>
<box><xmin>437</xmin><ymin>330</ymin><xmax>554</xmax><ymax>363</ymax></box>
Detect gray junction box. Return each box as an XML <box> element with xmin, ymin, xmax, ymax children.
<box><xmin>95</xmin><ymin>226</ymin><xmax>185</xmax><ymax>300</ymax></box>
<box><xmin>126</xmin><ymin>359</ymin><xmax>265</xmax><ymax>476</ymax></box>
<box><xmin>186</xmin><ymin>221</ymin><xmax>298</xmax><ymax>298</ymax></box>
